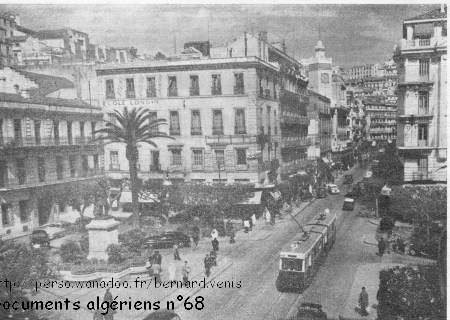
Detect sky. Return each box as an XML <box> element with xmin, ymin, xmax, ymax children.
<box><xmin>1</xmin><ymin>3</ymin><xmax>441</xmax><ymax>68</ymax></box>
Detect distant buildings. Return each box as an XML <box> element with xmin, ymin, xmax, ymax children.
<box><xmin>95</xmin><ymin>32</ymin><xmax>311</xmax><ymax>183</ymax></box>
<box><xmin>364</xmin><ymin>96</ymin><xmax>397</xmax><ymax>142</ymax></box>
<box><xmin>0</xmin><ymin>67</ymin><xmax>104</xmax><ymax>239</ymax></box>
<box><xmin>394</xmin><ymin>5</ymin><xmax>447</xmax><ymax>182</ymax></box>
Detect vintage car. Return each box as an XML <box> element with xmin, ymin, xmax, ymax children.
<box><xmin>144</xmin><ymin>231</ymin><xmax>191</xmax><ymax>249</ymax></box>
<box><xmin>342</xmin><ymin>198</ymin><xmax>355</xmax><ymax>211</ymax></box>
<box><xmin>295</xmin><ymin>303</ymin><xmax>327</xmax><ymax>320</ymax></box>
<box><xmin>30</xmin><ymin>229</ymin><xmax>51</xmax><ymax>248</ymax></box>
<box><xmin>326</xmin><ymin>184</ymin><xmax>340</xmax><ymax>194</ymax></box>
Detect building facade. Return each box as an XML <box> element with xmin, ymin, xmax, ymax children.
<box><xmin>364</xmin><ymin>97</ymin><xmax>397</xmax><ymax>143</ymax></box>
<box><xmin>0</xmin><ymin>67</ymin><xmax>104</xmax><ymax>239</ymax></box>
<box><xmin>307</xmin><ymin>90</ymin><xmax>332</xmax><ymax>160</ymax></box>
<box><xmin>394</xmin><ymin>6</ymin><xmax>447</xmax><ymax>182</ymax></box>
<box><xmin>96</xmin><ymin>32</ymin><xmax>310</xmax><ymax>183</ymax></box>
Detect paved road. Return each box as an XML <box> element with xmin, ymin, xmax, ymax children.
<box><xmin>176</xmin><ymin>167</ymin><xmax>368</xmax><ymax>320</ymax></box>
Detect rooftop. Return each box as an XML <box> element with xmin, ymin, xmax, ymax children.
<box><xmin>0</xmin><ymin>92</ymin><xmax>100</xmax><ymax>110</ymax></box>
<box><xmin>404</xmin><ymin>6</ymin><xmax>447</xmax><ymax>22</ymax></box>
<box><xmin>13</xmin><ymin>68</ymin><xmax>74</xmax><ymax>96</ymax></box>
<box><xmin>36</xmin><ymin>28</ymin><xmax>88</xmax><ymax>40</ymax></box>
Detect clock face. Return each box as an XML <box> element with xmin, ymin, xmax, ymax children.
<box><xmin>321</xmin><ymin>73</ymin><xmax>330</xmax><ymax>84</ymax></box>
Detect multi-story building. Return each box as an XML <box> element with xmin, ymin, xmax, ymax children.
<box><xmin>394</xmin><ymin>5</ymin><xmax>447</xmax><ymax>182</ymax></box>
<box><xmin>345</xmin><ymin>63</ymin><xmax>382</xmax><ymax>81</ymax></box>
<box><xmin>364</xmin><ymin>96</ymin><xmax>397</xmax><ymax>143</ymax></box>
<box><xmin>35</xmin><ymin>28</ymin><xmax>90</xmax><ymax>62</ymax></box>
<box><xmin>95</xmin><ymin>32</ymin><xmax>309</xmax><ymax>183</ymax></box>
<box><xmin>0</xmin><ymin>12</ymin><xmax>17</xmax><ymax>67</ymax></box>
<box><xmin>0</xmin><ymin>67</ymin><xmax>104</xmax><ymax>239</ymax></box>
<box><xmin>307</xmin><ymin>90</ymin><xmax>332</xmax><ymax>160</ymax></box>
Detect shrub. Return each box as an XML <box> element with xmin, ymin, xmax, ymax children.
<box><xmin>60</xmin><ymin>241</ymin><xmax>85</xmax><ymax>264</ymax></box>
<box><xmin>106</xmin><ymin>244</ymin><xmax>128</xmax><ymax>264</ymax></box>
<box><xmin>79</xmin><ymin>234</ymin><xmax>89</xmax><ymax>254</ymax></box>
<box><xmin>118</xmin><ymin>229</ymin><xmax>147</xmax><ymax>254</ymax></box>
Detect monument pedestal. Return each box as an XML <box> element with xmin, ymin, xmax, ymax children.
<box><xmin>86</xmin><ymin>218</ymin><xmax>120</xmax><ymax>261</ymax></box>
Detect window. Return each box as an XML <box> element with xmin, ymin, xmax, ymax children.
<box><xmin>34</xmin><ymin>120</ymin><xmax>41</xmax><ymax>145</ymax></box>
<box><xmin>168</xmin><ymin>76</ymin><xmax>178</xmax><ymax>96</ymax></box>
<box><xmin>211</xmin><ymin>74</ymin><xmax>222</xmax><ymax>95</ymax></box>
<box><xmin>13</xmin><ymin>119</ymin><xmax>21</xmax><ymax>141</ymax></box>
<box><xmin>110</xmin><ymin>151</ymin><xmax>119</xmax><ymax>170</ymax></box>
<box><xmin>105</xmin><ymin>79</ymin><xmax>115</xmax><ymax>99</ymax></box>
<box><xmin>56</xmin><ymin>156</ymin><xmax>64</xmax><ymax>180</ymax></box>
<box><xmin>149</xmin><ymin>112</ymin><xmax>158</xmax><ymax>134</ymax></box>
<box><xmin>91</xmin><ymin>122</ymin><xmax>96</xmax><ymax>140</ymax></box>
<box><xmin>93</xmin><ymin>154</ymin><xmax>99</xmax><ymax>170</ymax></box>
<box><xmin>212</xmin><ymin>110</ymin><xmax>223</xmax><ymax>135</ymax></box>
<box><xmin>192</xmin><ymin>149</ymin><xmax>204</xmax><ymax>169</ymax></box>
<box><xmin>215</xmin><ymin>149</ymin><xmax>225</xmax><ymax>168</ymax></box>
<box><xmin>69</xmin><ymin>156</ymin><xmax>77</xmax><ymax>178</ymax></box>
<box><xmin>234</xmin><ymin>73</ymin><xmax>244</xmax><ymax>94</ymax></box>
<box><xmin>151</xmin><ymin>151</ymin><xmax>160</xmax><ymax>171</ymax></box>
<box><xmin>191</xmin><ymin>110</ymin><xmax>202</xmax><ymax>135</ymax></box>
<box><xmin>146</xmin><ymin>77</ymin><xmax>156</xmax><ymax>97</ymax></box>
<box><xmin>37</xmin><ymin>157</ymin><xmax>46</xmax><ymax>182</ymax></box>
<box><xmin>419</xmin><ymin>59</ymin><xmax>429</xmax><ymax>79</ymax></box>
<box><xmin>126</xmin><ymin>78</ymin><xmax>136</xmax><ymax>98</ymax></box>
<box><xmin>281</xmin><ymin>258</ymin><xmax>303</xmax><ymax>272</ymax></box>
<box><xmin>53</xmin><ymin>121</ymin><xmax>59</xmax><ymax>145</ymax></box>
<box><xmin>418</xmin><ymin>91</ymin><xmax>429</xmax><ymax>114</ymax></box>
<box><xmin>0</xmin><ymin>119</ymin><xmax>3</xmax><ymax>145</ymax></box>
<box><xmin>170</xmin><ymin>149</ymin><xmax>182</xmax><ymax>166</ymax></box>
<box><xmin>236</xmin><ymin>148</ymin><xmax>247</xmax><ymax>165</ymax></box>
<box><xmin>1</xmin><ymin>204</ymin><xmax>10</xmax><ymax>226</ymax></box>
<box><xmin>81</xmin><ymin>156</ymin><xmax>89</xmax><ymax>177</ymax></box>
<box><xmin>67</xmin><ymin>121</ymin><xmax>73</xmax><ymax>144</ymax></box>
<box><xmin>16</xmin><ymin>158</ymin><xmax>26</xmax><ymax>185</ymax></box>
<box><xmin>234</xmin><ymin>109</ymin><xmax>246</xmax><ymax>134</ymax></box>
<box><xmin>19</xmin><ymin>200</ymin><xmax>29</xmax><ymax>223</ymax></box>
<box><xmin>190</xmin><ymin>75</ymin><xmax>199</xmax><ymax>96</ymax></box>
<box><xmin>0</xmin><ymin>161</ymin><xmax>7</xmax><ymax>187</ymax></box>
<box><xmin>418</xmin><ymin>124</ymin><xmax>428</xmax><ymax>144</ymax></box>
<box><xmin>169</xmin><ymin>111</ymin><xmax>180</xmax><ymax>135</ymax></box>
<box><xmin>80</xmin><ymin>121</ymin><xmax>85</xmax><ymax>140</ymax></box>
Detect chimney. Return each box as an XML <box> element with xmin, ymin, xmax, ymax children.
<box><xmin>258</xmin><ymin>31</ymin><xmax>268</xmax><ymax>43</ymax></box>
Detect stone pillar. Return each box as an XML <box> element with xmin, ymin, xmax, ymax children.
<box><xmin>86</xmin><ymin>218</ymin><xmax>120</xmax><ymax>261</ymax></box>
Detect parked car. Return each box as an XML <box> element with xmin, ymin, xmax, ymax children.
<box><xmin>343</xmin><ymin>174</ymin><xmax>353</xmax><ymax>185</ymax></box>
<box><xmin>142</xmin><ymin>311</ymin><xmax>181</xmax><ymax>320</ymax></box>
<box><xmin>342</xmin><ymin>198</ymin><xmax>355</xmax><ymax>211</ymax></box>
<box><xmin>30</xmin><ymin>229</ymin><xmax>50</xmax><ymax>248</ymax></box>
<box><xmin>326</xmin><ymin>184</ymin><xmax>340</xmax><ymax>194</ymax></box>
<box><xmin>295</xmin><ymin>303</ymin><xmax>327</xmax><ymax>320</ymax></box>
<box><xmin>145</xmin><ymin>231</ymin><xmax>191</xmax><ymax>249</ymax></box>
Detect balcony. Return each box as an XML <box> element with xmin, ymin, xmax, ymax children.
<box><xmin>400</xmin><ymin>37</ymin><xmax>447</xmax><ymax>51</ymax></box>
<box><xmin>280</xmin><ymin>136</ymin><xmax>309</xmax><ymax>148</ymax></box>
<box><xmin>280</xmin><ymin>112</ymin><xmax>309</xmax><ymax>125</ymax></box>
<box><xmin>205</xmin><ymin>135</ymin><xmax>257</xmax><ymax>145</ymax></box>
<box><xmin>0</xmin><ymin>136</ymin><xmax>99</xmax><ymax>149</ymax></box>
<box><xmin>191</xmin><ymin>128</ymin><xmax>202</xmax><ymax>136</ymax></box>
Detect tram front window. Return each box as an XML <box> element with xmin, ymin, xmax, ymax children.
<box><xmin>281</xmin><ymin>258</ymin><xmax>303</xmax><ymax>272</ymax></box>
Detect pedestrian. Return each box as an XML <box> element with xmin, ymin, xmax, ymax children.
<box><xmin>103</xmin><ymin>288</ymin><xmax>115</xmax><ymax>319</ymax></box>
<box><xmin>212</xmin><ymin>237</ymin><xmax>219</xmax><ymax>252</ymax></box>
<box><xmin>358</xmin><ymin>287</ymin><xmax>369</xmax><ymax>316</ymax></box>
<box><xmin>192</xmin><ymin>225</ymin><xmax>200</xmax><ymax>248</ymax></box>
<box><xmin>103</xmin><ymin>288</ymin><xmax>113</xmax><ymax>304</ymax></box>
<box><xmin>204</xmin><ymin>254</ymin><xmax>211</xmax><ymax>277</ymax></box>
<box><xmin>210</xmin><ymin>250</ymin><xmax>217</xmax><ymax>266</ymax></box>
<box><xmin>181</xmin><ymin>260</ymin><xmax>191</xmax><ymax>284</ymax></box>
<box><xmin>229</xmin><ymin>228</ymin><xmax>235</xmax><ymax>244</ymax></box>
<box><xmin>211</xmin><ymin>228</ymin><xmax>218</xmax><ymax>240</ymax></box>
<box><xmin>243</xmin><ymin>219</ymin><xmax>250</xmax><ymax>233</ymax></box>
<box><xmin>173</xmin><ymin>244</ymin><xmax>181</xmax><ymax>261</ymax></box>
<box><xmin>397</xmin><ymin>237</ymin><xmax>405</xmax><ymax>254</ymax></box>
<box><xmin>378</xmin><ymin>238</ymin><xmax>386</xmax><ymax>257</ymax></box>
<box><xmin>168</xmin><ymin>261</ymin><xmax>176</xmax><ymax>281</ymax></box>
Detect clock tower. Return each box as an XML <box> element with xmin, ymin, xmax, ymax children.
<box><xmin>302</xmin><ymin>40</ymin><xmax>333</xmax><ymax>100</ymax></box>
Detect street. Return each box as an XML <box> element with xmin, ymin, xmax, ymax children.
<box><xmin>175</xmin><ymin>167</ymin><xmax>369</xmax><ymax>320</ymax></box>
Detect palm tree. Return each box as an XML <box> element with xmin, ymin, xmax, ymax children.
<box><xmin>96</xmin><ymin>107</ymin><xmax>173</xmax><ymax>225</ymax></box>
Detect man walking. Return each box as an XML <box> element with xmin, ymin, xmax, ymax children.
<box><xmin>192</xmin><ymin>225</ymin><xmax>200</xmax><ymax>248</ymax></box>
<box><xmin>204</xmin><ymin>254</ymin><xmax>211</xmax><ymax>277</ymax></box>
<box><xmin>212</xmin><ymin>237</ymin><xmax>219</xmax><ymax>252</ymax></box>
<box><xmin>358</xmin><ymin>287</ymin><xmax>369</xmax><ymax>316</ymax></box>
<box><xmin>182</xmin><ymin>260</ymin><xmax>191</xmax><ymax>284</ymax></box>
<box><xmin>173</xmin><ymin>244</ymin><xmax>181</xmax><ymax>261</ymax></box>
<box><xmin>378</xmin><ymin>238</ymin><xmax>386</xmax><ymax>257</ymax></box>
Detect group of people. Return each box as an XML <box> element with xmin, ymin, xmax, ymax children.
<box><xmin>377</xmin><ymin>236</ymin><xmax>406</xmax><ymax>257</ymax></box>
<box><xmin>147</xmin><ymin>249</ymin><xmax>191</xmax><ymax>284</ymax></box>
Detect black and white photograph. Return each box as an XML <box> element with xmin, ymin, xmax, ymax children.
<box><xmin>0</xmin><ymin>2</ymin><xmax>447</xmax><ymax>320</ymax></box>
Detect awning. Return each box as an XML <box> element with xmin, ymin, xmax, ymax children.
<box><xmin>120</xmin><ymin>191</ymin><xmax>160</xmax><ymax>204</ymax></box>
<box><xmin>238</xmin><ymin>191</ymin><xmax>262</xmax><ymax>205</ymax></box>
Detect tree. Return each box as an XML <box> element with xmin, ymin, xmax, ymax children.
<box><xmin>96</xmin><ymin>107</ymin><xmax>173</xmax><ymax>225</ymax></box>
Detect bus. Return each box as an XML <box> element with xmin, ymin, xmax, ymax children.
<box><xmin>276</xmin><ymin>210</ymin><xmax>337</xmax><ymax>292</ymax></box>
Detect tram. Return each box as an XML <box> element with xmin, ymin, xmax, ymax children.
<box><xmin>276</xmin><ymin>210</ymin><xmax>337</xmax><ymax>292</ymax></box>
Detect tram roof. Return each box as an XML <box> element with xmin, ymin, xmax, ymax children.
<box><xmin>304</xmin><ymin>224</ymin><xmax>327</xmax><ymax>235</ymax></box>
<box><xmin>280</xmin><ymin>231</ymin><xmax>322</xmax><ymax>257</ymax></box>
<box><xmin>307</xmin><ymin>212</ymin><xmax>336</xmax><ymax>228</ymax></box>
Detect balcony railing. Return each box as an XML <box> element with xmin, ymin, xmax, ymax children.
<box><xmin>400</xmin><ymin>37</ymin><xmax>447</xmax><ymax>51</ymax></box>
<box><xmin>280</xmin><ymin>136</ymin><xmax>309</xmax><ymax>148</ymax></box>
<box><xmin>212</xmin><ymin>127</ymin><xmax>224</xmax><ymax>136</ymax></box>
<box><xmin>0</xmin><ymin>136</ymin><xmax>98</xmax><ymax>148</ymax></box>
<box><xmin>191</xmin><ymin>128</ymin><xmax>202</xmax><ymax>135</ymax></box>
<box><xmin>205</xmin><ymin>134</ymin><xmax>257</xmax><ymax>145</ymax></box>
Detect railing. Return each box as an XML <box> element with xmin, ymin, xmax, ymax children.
<box><xmin>205</xmin><ymin>134</ymin><xmax>257</xmax><ymax>145</ymax></box>
<box><xmin>109</xmin><ymin>164</ymin><xmax>120</xmax><ymax>171</ymax></box>
<box><xmin>280</xmin><ymin>136</ymin><xmax>309</xmax><ymax>148</ymax></box>
<box><xmin>212</xmin><ymin>127</ymin><xmax>224</xmax><ymax>136</ymax></box>
<box><xmin>419</xmin><ymin>38</ymin><xmax>431</xmax><ymax>46</ymax></box>
<box><xmin>211</xmin><ymin>87</ymin><xmax>222</xmax><ymax>96</ymax></box>
<box><xmin>400</xmin><ymin>37</ymin><xmax>447</xmax><ymax>50</ymax></box>
<box><xmin>189</xmin><ymin>88</ymin><xmax>200</xmax><ymax>96</ymax></box>
<box><xmin>169</xmin><ymin>129</ymin><xmax>181</xmax><ymax>136</ymax></box>
<box><xmin>0</xmin><ymin>136</ymin><xmax>98</xmax><ymax>148</ymax></box>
